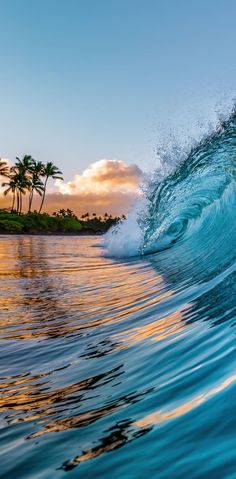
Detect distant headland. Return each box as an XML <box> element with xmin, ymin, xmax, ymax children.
<box><xmin>0</xmin><ymin>209</ymin><xmax>125</xmax><ymax>235</ymax></box>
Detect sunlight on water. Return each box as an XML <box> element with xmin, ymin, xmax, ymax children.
<box><xmin>0</xmin><ymin>232</ymin><xmax>236</xmax><ymax>478</ymax></box>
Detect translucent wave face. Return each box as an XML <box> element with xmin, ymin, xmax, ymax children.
<box><xmin>104</xmin><ymin>106</ymin><xmax>236</xmax><ymax>265</ymax></box>
<box><xmin>142</xmin><ymin>111</ymin><xmax>236</xmax><ymax>254</ymax></box>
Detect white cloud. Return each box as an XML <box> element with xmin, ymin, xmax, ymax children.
<box><xmin>56</xmin><ymin>159</ymin><xmax>143</xmax><ymax>195</ymax></box>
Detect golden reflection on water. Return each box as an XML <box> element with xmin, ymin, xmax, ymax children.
<box><xmin>61</xmin><ymin>420</ymin><xmax>150</xmax><ymax>471</ymax></box>
<box><xmin>59</xmin><ymin>373</ymin><xmax>236</xmax><ymax>471</ymax></box>
<box><xmin>0</xmin><ymin>236</ymin><xmax>175</xmax><ymax>341</ymax></box>
<box><xmin>0</xmin><ymin>236</ymin><xmax>181</xmax><ymax>443</ymax></box>
<box><xmin>116</xmin><ymin>306</ymin><xmax>190</xmax><ymax>349</ymax></box>
<box><xmin>1</xmin><ymin>365</ymin><xmax>124</xmax><ymax>432</ymax></box>
<box><xmin>0</xmin><ymin>235</ymin><xmax>195</xmax><ymax>472</ymax></box>
<box><xmin>134</xmin><ymin>374</ymin><xmax>236</xmax><ymax>428</ymax></box>
<box><xmin>1</xmin><ymin>236</ymin><xmax>233</xmax><ymax>474</ymax></box>
<box><xmin>60</xmin><ymin>374</ymin><xmax>236</xmax><ymax>470</ymax></box>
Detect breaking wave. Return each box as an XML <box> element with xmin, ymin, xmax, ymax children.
<box><xmin>104</xmin><ymin>107</ymin><xmax>236</xmax><ymax>276</ymax></box>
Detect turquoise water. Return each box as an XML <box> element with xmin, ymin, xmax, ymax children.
<box><xmin>0</xmin><ymin>232</ymin><xmax>236</xmax><ymax>478</ymax></box>
<box><xmin>1</xmin><ymin>112</ymin><xmax>236</xmax><ymax>478</ymax></box>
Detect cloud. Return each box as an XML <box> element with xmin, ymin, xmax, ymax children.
<box><xmin>0</xmin><ymin>159</ymin><xmax>144</xmax><ymax>216</ymax></box>
<box><xmin>53</xmin><ymin>159</ymin><xmax>144</xmax><ymax>215</ymax></box>
<box><xmin>56</xmin><ymin>159</ymin><xmax>143</xmax><ymax>195</ymax></box>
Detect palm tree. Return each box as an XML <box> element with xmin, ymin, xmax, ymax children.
<box><xmin>11</xmin><ymin>155</ymin><xmax>34</xmax><ymax>213</ymax></box>
<box><xmin>0</xmin><ymin>159</ymin><xmax>9</xmax><ymax>177</ymax></box>
<box><xmin>2</xmin><ymin>176</ymin><xmax>17</xmax><ymax>211</ymax></box>
<box><xmin>28</xmin><ymin>175</ymin><xmax>44</xmax><ymax>212</ymax></box>
<box><xmin>15</xmin><ymin>172</ymin><xmax>29</xmax><ymax>213</ymax></box>
<box><xmin>15</xmin><ymin>155</ymin><xmax>34</xmax><ymax>173</ymax></box>
<box><xmin>28</xmin><ymin>161</ymin><xmax>44</xmax><ymax>212</ymax></box>
<box><xmin>39</xmin><ymin>162</ymin><xmax>63</xmax><ymax>213</ymax></box>
<box><xmin>3</xmin><ymin>171</ymin><xmax>28</xmax><ymax>213</ymax></box>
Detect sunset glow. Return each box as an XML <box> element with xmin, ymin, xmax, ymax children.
<box><xmin>0</xmin><ymin>158</ymin><xmax>143</xmax><ymax>215</ymax></box>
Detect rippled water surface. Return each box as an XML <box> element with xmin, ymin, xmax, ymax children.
<box><xmin>1</xmin><ymin>235</ymin><xmax>236</xmax><ymax>478</ymax></box>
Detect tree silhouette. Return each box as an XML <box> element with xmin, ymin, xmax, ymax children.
<box><xmin>0</xmin><ymin>159</ymin><xmax>9</xmax><ymax>177</ymax></box>
<box><xmin>1</xmin><ymin>156</ymin><xmax>64</xmax><ymax>214</ymax></box>
<box><xmin>2</xmin><ymin>176</ymin><xmax>18</xmax><ymax>211</ymax></box>
<box><xmin>28</xmin><ymin>160</ymin><xmax>44</xmax><ymax>212</ymax></box>
<box><xmin>39</xmin><ymin>162</ymin><xmax>63</xmax><ymax>213</ymax></box>
<box><xmin>10</xmin><ymin>156</ymin><xmax>34</xmax><ymax>213</ymax></box>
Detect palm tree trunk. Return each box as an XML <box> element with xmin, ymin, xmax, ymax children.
<box><xmin>11</xmin><ymin>192</ymin><xmax>15</xmax><ymax>212</ymax></box>
<box><xmin>28</xmin><ymin>189</ymin><xmax>33</xmax><ymax>213</ymax></box>
<box><xmin>19</xmin><ymin>192</ymin><xmax>22</xmax><ymax>214</ymax></box>
<box><xmin>39</xmin><ymin>178</ymin><xmax>48</xmax><ymax>213</ymax></box>
<box><xmin>30</xmin><ymin>190</ymin><xmax>33</xmax><ymax>212</ymax></box>
<box><xmin>16</xmin><ymin>192</ymin><xmax>19</xmax><ymax>213</ymax></box>
<box><xmin>28</xmin><ymin>190</ymin><xmax>32</xmax><ymax>213</ymax></box>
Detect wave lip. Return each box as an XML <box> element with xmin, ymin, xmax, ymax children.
<box><xmin>104</xmin><ymin>108</ymin><xmax>236</xmax><ymax>271</ymax></box>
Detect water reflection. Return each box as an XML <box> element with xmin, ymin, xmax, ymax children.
<box><xmin>116</xmin><ymin>309</ymin><xmax>189</xmax><ymax>349</ymax></box>
<box><xmin>61</xmin><ymin>420</ymin><xmax>151</xmax><ymax>471</ymax></box>
<box><xmin>2</xmin><ymin>365</ymin><xmax>123</xmax><ymax>430</ymax></box>
<box><xmin>0</xmin><ymin>236</ymin><xmax>170</xmax><ymax>341</ymax></box>
<box><xmin>0</xmin><ymin>237</ymin><xmax>70</xmax><ymax>340</ymax></box>
<box><xmin>28</xmin><ymin>385</ymin><xmax>153</xmax><ymax>440</ymax></box>
<box><xmin>1</xmin><ymin>236</ymin><xmax>236</xmax><ymax>478</ymax></box>
<box><xmin>134</xmin><ymin>374</ymin><xmax>236</xmax><ymax>428</ymax></box>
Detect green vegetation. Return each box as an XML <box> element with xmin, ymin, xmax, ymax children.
<box><xmin>0</xmin><ymin>209</ymin><xmax>124</xmax><ymax>235</ymax></box>
<box><xmin>53</xmin><ymin>209</ymin><xmax>125</xmax><ymax>233</ymax></box>
<box><xmin>0</xmin><ymin>211</ymin><xmax>81</xmax><ymax>234</ymax></box>
<box><xmin>0</xmin><ymin>218</ymin><xmax>23</xmax><ymax>233</ymax></box>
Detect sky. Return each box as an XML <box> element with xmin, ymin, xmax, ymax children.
<box><xmin>1</xmin><ymin>0</ymin><xmax>236</xmax><ymax>214</ymax></box>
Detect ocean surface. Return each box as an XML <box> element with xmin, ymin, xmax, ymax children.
<box><xmin>1</xmin><ymin>111</ymin><xmax>236</xmax><ymax>478</ymax></box>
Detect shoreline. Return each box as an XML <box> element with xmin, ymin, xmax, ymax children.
<box><xmin>0</xmin><ymin>230</ymin><xmax>104</xmax><ymax>236</ymax></box>
<box><xmin>0</xmin><ymin>211</ymin><xmax>118</xmax><ymax>236</ymax></box>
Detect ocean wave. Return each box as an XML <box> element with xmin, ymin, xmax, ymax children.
<box><xmin>104</xmin><ymin>108</ymin><xmax>236</xmax><ymax>270</ymax></box>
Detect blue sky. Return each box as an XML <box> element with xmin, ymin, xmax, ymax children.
<box><xmin>0</xmin><ymin>0</ymin><xmax>236</xmax><ymax>180</ymax></box>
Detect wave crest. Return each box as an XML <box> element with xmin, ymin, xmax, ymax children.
<box><xmin>104</xmin><ymin>108</ymin><xmax>236</xmax><ymax>265</ymax></box>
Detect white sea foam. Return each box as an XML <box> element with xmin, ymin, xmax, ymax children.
<box><xmin>103</xmin><ymin>200</ymin><xmax>146</xmax><ymax>257</ymax></box>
